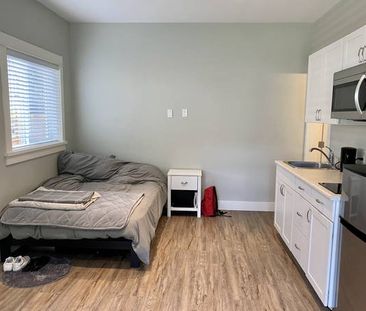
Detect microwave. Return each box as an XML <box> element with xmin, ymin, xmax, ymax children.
<box><xmin>332</xmin><ymin>63</ymin><xmax>366</xmax><ymax>121</ymax></box>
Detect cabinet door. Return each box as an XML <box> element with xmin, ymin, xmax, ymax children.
<box><xmin>282</xmin><ymin>184</ymin><xmax>294</xmax><ymax>247</ymax></box>
<box><xmin>305</xmin><ymin>50</ymin><xmax>324</xmax><ymax>123</ymax></box>
<box><xmin>343</xmin><ymin>26</ymin><xmax>366</xmax><ymax>69</ymax></box>
<box><xmin>274</xmin><ymin>180</ymin><xmax>285</xmax><ymax>234</ymax></box>
<box><xmin>307</xmin><ymin>206</ymin><xmax>333</xmax><ymax>305</ymax></box>
<box><xmin>321</xmin><ymin>39</ymin><xmax>343</xmax><ymax>124</ymax></box>
<box><xmin>291</xmin><ymin>193</ymin><xmax>311</xmax><ymax>270</ymax></box>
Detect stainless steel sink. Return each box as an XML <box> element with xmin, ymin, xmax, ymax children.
<box><xmin>285</xmin><ymin>161</ymin><xmax>333</xmax><ymax>169</ymax></box>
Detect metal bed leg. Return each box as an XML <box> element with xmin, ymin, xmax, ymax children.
<box><xmin>130</xmin><ymin>249</ymin><xmax>141</xmax><ymax>268</ymax></box>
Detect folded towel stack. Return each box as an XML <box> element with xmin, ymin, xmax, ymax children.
<box><xmin>9</xmin><ymin>187</ymin><xmax>101</xmax><ymax>211</ymax></box>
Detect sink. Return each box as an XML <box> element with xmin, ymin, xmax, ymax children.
<box><xmin>285</xmin><ymin>161</ymin><xmax>333</xmax><ymax>169</ymax></box>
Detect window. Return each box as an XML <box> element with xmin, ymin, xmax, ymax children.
<box><xmin>0</xmin><ymin>32</ymin><xmax>66</xmax><ymax>165</ymax></box>
<box><xmin>7</xmin><ymin>51</ymin><xmax>62</xmax><ymax>149</ymax></box>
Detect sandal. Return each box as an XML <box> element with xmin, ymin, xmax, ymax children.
<box><xmin>13</xmin><ymin>256</ymin><xmax>30</xmax><ymax>272</ymax></box>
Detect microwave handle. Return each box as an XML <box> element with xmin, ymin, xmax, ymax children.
<box><xmin>354</xmin><ymin>74</ymin><xmax>365</xmax><ymax>115</ymax></box>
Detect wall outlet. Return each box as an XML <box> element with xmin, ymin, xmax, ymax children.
<box><xmin>167</xmin><ymin>109</ymin><xmax>173</xmax><ymax>118</ymax></box>
<box><xmin>182</xmin><ymin>108</ymin><xmax>188</xmax><ymax>118</ymax></box>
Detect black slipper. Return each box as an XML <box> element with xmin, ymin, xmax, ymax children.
<box><xmin>22</xmin><ymin>256</ymin><xmax>50</xmax><ymax>272</ymax></box>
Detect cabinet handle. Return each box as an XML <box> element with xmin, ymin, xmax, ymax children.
<box><xmin>358</xmin><ymin>47</ymin><xmax>365</xmax><ymax>63</ymax></box>
<box><xmin>306</xmin><ymin>209</ymin><xmax>311</xmax><ymax>223</ymax></box>
<box><xmin>280</xmin><ymin>184</ymin><xmax>285</xmax><ymax>196</ymax></box>
<box><xmin>358</xmin><ymin>47</ymin><xmax>362</xmax><ymax>63</ymax></box>
<box><xmin>315</xmin><ymin>109</ymin><xmax>319</xmax><ymax>121</ymax></box>
<box><xmin>295</xmin><ymin>244</ymin><xmax>301</xmax><ymax>250</ymax></box>
<box><xmin>318</xmin><ymin>109</ymin><xmax>322</xmax><ymax>121</ymax></box>
<box><xmin>181</xmin><ymin>181</ymin><xmax>188</xmax><ymax>185</ymax></box>
<box><xmin>355</xmin><ymin>74</ymin><xmax>365</xmax><ymax>115</ymax></box>
<box><xmin>315</xmin><ymin>198</ymin><xmax>324</xmax><ymax>205</ymax></box>
<box><xmin>296</xmin><ymin>211</ymin><xmax>303</xmax><ymax>218</ymax></box>
<box><xmin>298</xmin><ymin>186</ymin><xmax>305</xmax><ymax>191</ymax></box>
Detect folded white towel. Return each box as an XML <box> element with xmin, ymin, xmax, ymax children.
<box><xmin>8</xmin><ymin>189</ymin><xmax>101</xmax><ymax>211</ymax></box>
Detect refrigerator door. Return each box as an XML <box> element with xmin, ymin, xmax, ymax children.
<box><xmin>342</xmin><ymin>166</ymin><xmax>366</xmax><ymax>233</ymax></box>
<box><xmin>337</xmin><ymin>218</ymin><xmax>366</xmax><ymax>311</ymax></box>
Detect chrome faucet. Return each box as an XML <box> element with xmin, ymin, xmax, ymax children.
<box><xmin>310</xmin><ymin>146</ymin><xmax>335</xmax><ymax>167</ymax></box>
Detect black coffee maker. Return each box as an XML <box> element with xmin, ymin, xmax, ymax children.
<box><xmin>340</xmin><ymin>147</ymin><xmax>357</xmax><ymax>171</ymax></box>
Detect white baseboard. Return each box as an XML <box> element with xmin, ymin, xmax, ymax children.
<box><xmin>218</xmin><ymin>200</ymin><xmax>274</xmax><ymax>212</ymax></box>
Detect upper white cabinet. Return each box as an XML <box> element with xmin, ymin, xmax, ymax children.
<box><xmin>305</xmin><ymin>40</ymin><xmax>343</xmax><ymax>124</ymax></box>
<box><xmin>305</xmin><ymin>25</ymin><xmax>366</xmax><ymax>124</ymax></box>
<box><xmin>323</xmin><ymin>40</ymin><xmax>344</xmax><ymax>123</ymax></box>
<box><xmin>343</xmin><ymin>26</ymin><xmax>366</xmax><ymax>69</ymax></box>
<box><xmin>305</xmin><ymin>50</ymin><xmax>325</xmax><ymax>123</ymax></box>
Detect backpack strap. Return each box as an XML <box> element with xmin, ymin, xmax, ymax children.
<box><xmin>216</xmin><ymin>210</ymin><xmax>231</xmax><ymax>217</ymax></box>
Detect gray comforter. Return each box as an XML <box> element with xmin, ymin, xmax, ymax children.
<box><xmin>2</xmin><ymin>191</ymin><xmax>144</xmax><ymax>230</ymax></box>
<box><xmin>0</xmin><ymin>160</ymin><xmax>167</xmax><ymax>264</ymax></box>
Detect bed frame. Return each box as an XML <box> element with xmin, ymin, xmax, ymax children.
<box><xmin>0</xmin><ymin>236</ymin><xmax>141</xmax><ymax>268</ymax></box>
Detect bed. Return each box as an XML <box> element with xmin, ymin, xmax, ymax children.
<box><xmin>0</xmin><ymin>152</ymin><xmax>167</xmax><ymax>267</ymax></box>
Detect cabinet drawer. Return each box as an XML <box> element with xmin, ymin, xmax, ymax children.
<box><xmin>171</xmin><ymin>176</ymin><xmax>198</xmax><ymax>190</ymax></box>
<box><xmin>291</xmin><ymin>227</ymin><xmax>308</xmax><ymax>271</ymax></box>
<box><xmin>295</xmin><ymin>178</ymin><xmax>313</xmax><ymax>201</ymax></box>
<box><xmin>293</xmin><ymin>195</ymin><xmax>310</xmax><ymax>237</ymax></box>
<box><xmin>310</xmin><ymin>190</ymin><xmax>333</xmax><ymax>221</ymax></box>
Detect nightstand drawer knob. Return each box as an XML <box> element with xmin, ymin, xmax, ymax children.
<box><xmin>181</xmin><ymin>181</ymin><xmax>188</xmax><ymax>185</ymax></box>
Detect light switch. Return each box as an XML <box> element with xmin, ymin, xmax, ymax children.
<box><xmin>182</xmin><ymin>108</ymin><xmax>188</xmax><ymax>118</ymax></box>
<box><xmin>167</xmin><ymin>109</ymin><xmax>173</xmax><ymax>118</ymax></box>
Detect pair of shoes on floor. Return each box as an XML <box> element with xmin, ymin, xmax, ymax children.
<box><xmin>3</xmin><ymin>256</ymin><xmax>30</xmax><ymax>272</ymax></box>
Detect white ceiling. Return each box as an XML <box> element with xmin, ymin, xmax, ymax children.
<box><xmin>37</xmin><ymin>0</ymin><xmax>340</xmax><ymax>23</ymax></box>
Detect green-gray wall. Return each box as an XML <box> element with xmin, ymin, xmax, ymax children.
<box><xmin>0</xmin><ymin>0</ymin><xmax>71</xmax><ymax>209</ymax></box>
<box><xmin>70</xmin><ymin>24</ymin><xmax>311</xmax><ymax>202</ymax></box>
<box><xmin>312</xmin><ymin>0</ymin><xmax>366</xmax><ymax>159</ymax></box>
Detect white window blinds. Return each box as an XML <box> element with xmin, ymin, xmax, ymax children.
<box><xmin>7</xmin><ymin>50</ymin><xmax>62</xmax><ymax>150</ymax></box>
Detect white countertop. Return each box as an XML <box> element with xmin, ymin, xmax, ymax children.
<box><xmin>275</xmin><ymin>161</ymin><xmax>343</xmax><ymax>201</ymax></box>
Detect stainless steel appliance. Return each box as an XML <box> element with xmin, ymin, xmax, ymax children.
<box><xmin>332</xmin><ymin>63</ymin><xmax>366</xmax><ymax>121</ymax></box>
<box><xmin>336</xmin><ymin>165</ymin><xmax>366</xmax><ymax>310</ymax></box>
<box><xmin>319</xmin><ymin>182</ymin><xmax>342</xmax><ymax>194</ymax></box>
<box><xmin>340</xmin><ymin>147</ymin><xmax>357</xmax><ymax>171</ymax></box>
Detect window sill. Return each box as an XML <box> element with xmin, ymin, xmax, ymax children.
<box><xmin>5</xmin><ymin>141</ymin><xmax>67</xmax><ymax>166</ymax></box>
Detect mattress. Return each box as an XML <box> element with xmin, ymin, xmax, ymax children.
<box><xmin>0</xmin><ymin>172</ymin><xmax>167</xmax><ymax>265</ymax></box>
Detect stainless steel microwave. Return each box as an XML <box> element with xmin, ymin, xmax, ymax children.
<box><xmin>332</xmin><ymin>63</ymin><xmax>366</xmax><ymax>121</ymax></box>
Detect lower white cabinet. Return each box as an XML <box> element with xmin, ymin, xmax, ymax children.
<box><xmin>307</xmin><ymin>205</ymin><xmax>333</xmax><ymax>305</ymax></box>
<box><xmin>282</xmin><ymin>185</ymin><xmax>294</xmax><ymax>247</ymax></box>
<box><xmin>274</xmin><ymin>180</ymin><xmax>285</xmax><ymax>233</ymax></box>
<box><xmin>291</xmin><ymin>192</ymin><xmax>311</xmax><ymax>271</ymax></box>
<box><xmin>274</xmin><ymin>178</ymin><xmax>294</xmax><ymax>248</ymax></box>
<box><xmin>274</xmin><ymin>164</ymin><xmax>341</xmax><ymax>309</ymax></box>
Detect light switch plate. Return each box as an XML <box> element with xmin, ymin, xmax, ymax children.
<box><xmin>167</xmin><ymin>109</ymin><xmax>173</xmax><ymax>118</ymax></box>
<box><xmin>182</xmin><ymin>108</ymin><xmax>188</xmax><ymax>118</ymax></box>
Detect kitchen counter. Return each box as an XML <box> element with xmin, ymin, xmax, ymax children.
<box><xmin>275</xmin><ymin>161</ymin><xmax>343</xmax><ymax>201</ymax></box>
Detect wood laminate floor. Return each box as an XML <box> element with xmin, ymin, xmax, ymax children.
<box><xmin>0</xmin><ymin>212</ymin><xmax>326</xmax><ymax>311</ymax></box>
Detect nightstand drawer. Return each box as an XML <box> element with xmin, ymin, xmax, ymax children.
<box><xmin>171</xmin><ymin>176</ymin><xmax>198</xmax><ymax>190</ymax></box>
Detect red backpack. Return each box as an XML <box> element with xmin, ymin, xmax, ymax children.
<box><xmin>201</xmin><ymin>186</ymin><xmax>217</xmax><ymax>217</ymax></box>
<box><xmin>201</xmin><ymin>186</ymin><xmax>228</xmax><ymax>217</ymax></box>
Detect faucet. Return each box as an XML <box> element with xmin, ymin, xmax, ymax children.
<box><xmin>310</xmin><ymin>146</ymin><xmax>335</xmax><ymax>166</ymax></box>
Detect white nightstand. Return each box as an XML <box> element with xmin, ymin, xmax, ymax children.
<box><xmin>167</xmin><ymin>169</ymin><xmax>202</xmax><ymax>218</ymax></box>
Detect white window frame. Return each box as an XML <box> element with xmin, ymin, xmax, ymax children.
<box><xmin>0</xmin><ymin>31</ymin><xmax>66</xmax><ymax>165</ymax></box>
